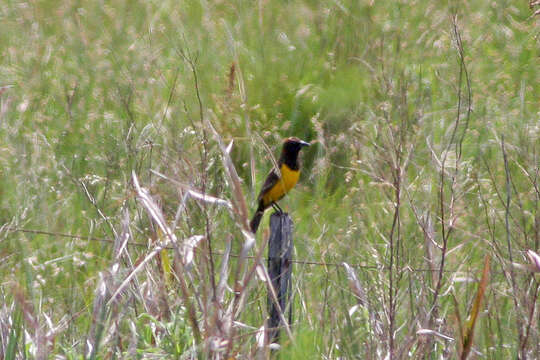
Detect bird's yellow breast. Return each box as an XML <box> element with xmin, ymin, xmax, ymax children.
<box><xmin>262</xmin><ymin>164</ymin><xmax>300</xmax><ymax>205</ymax></box>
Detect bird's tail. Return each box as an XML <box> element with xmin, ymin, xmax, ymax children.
<box><xmin>250</xmin><ymin>205</ymin><xmax>265</xmax><ymax>233</ymax></box>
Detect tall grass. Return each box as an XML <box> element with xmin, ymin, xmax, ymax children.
<box><xmin>0</xmin><ymin>0</ymin><xmax>539</xmax><ymax>358</ymax></box>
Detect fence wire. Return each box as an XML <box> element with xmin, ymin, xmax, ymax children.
<box><xmin>4</xmin><ymin>227</ymin><xmax>482</xmax><ymax>274</ymax></box>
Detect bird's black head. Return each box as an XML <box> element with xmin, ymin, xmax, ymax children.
<box><xmin>282</xmin><ymin>136</ymin><xmax>310</xmax><ymax>154</ymax></box>
<box><xmin>280</xmin><ymin>137</ymin><xmax>310</xmax><ymax>170</ymax></box>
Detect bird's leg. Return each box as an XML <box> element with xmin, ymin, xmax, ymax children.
<box><xmin>271</xmin><ymin>202</ymin><xmax>283</xmax><ymax>214</ymax></box>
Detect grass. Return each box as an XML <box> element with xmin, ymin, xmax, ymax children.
<box><xmin>1</xmin><ymin>0</ymin><xmax>539</xmax><ymax>358</ymax></box>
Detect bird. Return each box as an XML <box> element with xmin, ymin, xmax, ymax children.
<box><xmin>250</xmin><ymin>137</ymin><xmax>310</xmax><ymax>233</ymax></box>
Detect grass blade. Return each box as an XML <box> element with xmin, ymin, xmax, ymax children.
<box><xmin>5</xmin><ymin>306</ymin><xmax>22</xmax><ymax>360</ymax></box>
<box><xmin>461</xmin><ymin>255</ymin><xmax>490</xmax><ymax>359</ymax></box>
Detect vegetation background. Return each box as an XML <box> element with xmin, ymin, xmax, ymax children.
<box><xmin>1</xmin><ymin>0</ymin><xmax>539</xmax><ymax>358</ymax></box>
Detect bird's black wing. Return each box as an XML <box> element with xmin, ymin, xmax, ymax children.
<box><xmin>256</xmin><ymin>168</ymin><xmax>280</xmax><ymax>204</ymax></box>
<box><xmin>250</xmin><ymin>168</ymin><xmax>280</xmax><ymax>233</ymax></box>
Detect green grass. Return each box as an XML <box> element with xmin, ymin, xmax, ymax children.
<box><xmin>1</xmin><ymin>0</ymin><xmax>539</xmax><ymax>358</ymax></box>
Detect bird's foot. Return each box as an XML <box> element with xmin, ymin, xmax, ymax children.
<box><xmin>271</xmin><ymin>202</ymin><xmax>284</xmax><ymax>214</ymax></box>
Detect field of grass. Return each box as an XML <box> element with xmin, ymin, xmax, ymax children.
<box><xmin>1</xmin><ymin>0</ymin><xmax>539</xmax><ymax>358</ymax></box>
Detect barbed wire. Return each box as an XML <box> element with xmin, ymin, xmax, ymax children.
<box><xmin>4</xmin><ymin>227</ymin><xmax>477</xmax><ymax>273</ymax></box>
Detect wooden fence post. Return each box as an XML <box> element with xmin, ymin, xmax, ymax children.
<box><xmin>267</xmin><ymin>212</ymin><xmax>293</xmax><ymax>345</ymax></box>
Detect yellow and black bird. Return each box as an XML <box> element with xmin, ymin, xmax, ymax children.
<box><xmin>250</xmin><ymin>137</ymin><xmax>310</xmax><ymax>233</ymax></box>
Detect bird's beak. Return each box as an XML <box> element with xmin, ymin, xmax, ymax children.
<box><xmin>299</xmin><ymin>140</ymin><xmax>310</xmax><ymax>147</ymax></box>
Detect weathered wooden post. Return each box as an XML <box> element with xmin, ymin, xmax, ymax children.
<box><xmin>267</xmin><ymin>212</ymin><xmax>293</xmax><ymax>344</ymax></box>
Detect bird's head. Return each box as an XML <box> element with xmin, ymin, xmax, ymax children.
<box><xmin>282</xmin><ymin>137</ymin><xmax>310</xmax><ymax>155</ymax></box>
